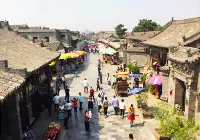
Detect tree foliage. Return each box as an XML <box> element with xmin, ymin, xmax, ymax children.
<box><xmin>133</xmin><ymin>19</ymin><xmax>163</xmax><ymax>32</ymax></box>
<box><xmin>114</xmin><ymin>24</ymin><xmax>127</xmax><ymax>39</ymax></box>
<box><xmin>127</xmin><ymin>64</ymin><xmax>140</xmax><ymax>74</ymax></box>
<box><xmin>151</xmin><ymin>103</ymin><xmax>200</xmax><ymax>140</ymax></box>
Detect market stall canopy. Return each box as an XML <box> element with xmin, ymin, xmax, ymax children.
<box><xmin>59</xmin><ymin>53</ymin><xmax>78</xmax><ymax>60</ymax></box>
<box><xmin>76</xmin><ymin>50</ymin><xmax>87</xmax><ymax>55</ymax></box>
<box><xmin>128</xmin><ymin>88</ymin><xmax>146</xmax><ymax>95</ymax></box>
<box><xmin>129</xmin><ymin>74</ymin><xmax>141</xmax><ymax>77</ymax></box>
<box><xmin>105</xmin><ymin>47</ymin><xmax>117</xmax><ymax>55</ymax></box>
<box><xmin>117</xmin><ymin>72</ymin><xmax>128</xmax><ymax>78</ymax></box>
<box><xmin>99</xmin><ymin>47</ymin><xmax>107</xmax><ymax>54</ymax></box>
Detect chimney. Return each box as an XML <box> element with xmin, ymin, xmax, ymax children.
<box><xmin>171</xmin><ymin>17</ymin><xmax>174</xmax><ymax>21</ymax></box>
<box><xmin>0</xmin><ymin>60</ymin><xmax>8</xmax><ymax>70</ymax></box>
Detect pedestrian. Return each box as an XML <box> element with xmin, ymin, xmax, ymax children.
<box><xmin>96</xmin><ymin>78</ymin><xmax>100</xmax><ymax>91</ymax></box>
<box><xmin>74</xmin><ymin>70</ymin><xmax>78</xmax><ymax>77</ymax></box>
<box><xmin>88</xmin><ymin>97</ymin><xmax>94</xmax><ymax>111</ymax></box>
<box><xmin>72</xmin><ymin>98</ymin><xmax>78</xmax><ymax>116</ymax></box>
<box><xmin>65</xmin><ymin>85</ymin><xmax>70</xmax><ymax>102</ymax></box>
<box><xmin>84</xmin><ymin>110</ymin><xmax>91</xmax><ymax>132</ymax></box>
<box><xmin>83</xmin><ymin>78</ymin><xmax>89</xmax><ymax>93</ymax></box>
<box><xmin>78</xmin><ymin>92</ymin><xmax>83</xmax><ymax>111</ymax></box>
<box><xmin>65</xmin><ymin>101</ymin><xmax>72</xmax><ymax>117</ymax></box>
<box><xmin>128</xmin><ymin>104</ymin><xmax>135</xmax><ymax>127</ymax></box>
<box><xmin>99</xmin><ymin>72</ymin><xmax>102</xmax><ymax>84</ymax></box>
<box><xmin>106</xmin><ymin>73</ymin><xmax>110</xmax><ymax>82</ymax></box>
<box><xmin>103</xmin><ymin>97</ymin><xmax>108</xmax><ymax>117</ymax></box>
<box><xmin>99</xmin><ymin>88</ymin><xmax>105</xmax><ymax>103</ymax></box>
<box><xmin>129</xmin><ymin>133</ymin><xmax>134</xmax><ymax>140</ymax></box>
<box><xmin>96</xmin><ymin>94</ymin><xmax>102</xmax><ymax>113</ymax></box>
<box><xmin>89</xmin><ymin>87</ymin><xmax>95</xmax><ymax>102</ymax></box>
<box><xmin>119</xmin><ymin>99</ymin><xmax>126</xmax><ymax>119</ymax></box>
<box><xmin>53</xmin><ymin>94</ymin><xmax>60</xmax><ymax>112</ymax></box>
<box><xmin>112</xmin><ymin>75</ymin><xmax>117</xmax><ymax>89</ymax></box>
<box><xmin>123</xmin><ymin>63</ymin><xmax>127</xmax><ymax>72</ymax></box>
<box><xmin>56</xmin><ymin>84</ymin><xmax>60</xmax><ymax>95</ymax></box>
<box><xmin>64</xmin><ymin>109</ymin><xmax>69</xmax><ymax>129</ymax></box>
<box><xmin>112</xmin><ymin>95</ymin><xmax>119</xmax><ymax>115</ymax></box>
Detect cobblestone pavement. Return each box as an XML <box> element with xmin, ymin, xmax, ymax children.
<box><xmin>56</xmin><ymin>53</ymin><xmax>158</xmax><ymax>140</ymax></box>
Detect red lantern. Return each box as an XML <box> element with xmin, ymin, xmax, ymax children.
<box><xmin>113</xmin><ymin>54</ymin><xmax>117</xmax><ymax>58</ymax></box>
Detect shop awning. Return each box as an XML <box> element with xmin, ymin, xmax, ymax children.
<box><xmin>59</xmin><ymin>53</ymin><xmax>78</xmax><ymax>60</ymax></box>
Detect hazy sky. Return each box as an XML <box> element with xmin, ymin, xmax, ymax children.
<box><xmin>0</xmin><ymin>0</ymin><xmax>199</xmax><ymax>32</ymax></box>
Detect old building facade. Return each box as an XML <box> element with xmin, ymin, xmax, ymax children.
<box><xmin>0</xmin><ymin>21</ymin><xmax>59</xmax><ymax>140</ymax></box>
<box><xmin>143</xmin><ymin>17</ymin><xmax>200</xmax><ymax>67</ymax></box>
<box><xmin>168</xmin><ymin>46</ymin><xmax>200</xmax><ymax>122</ymax></box>
<box><xmin>10</xmin><ymin>24</ymin><xmax>80</xmax><ymax>53</ymax></box>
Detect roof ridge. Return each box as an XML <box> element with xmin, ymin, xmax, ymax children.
<box><xmin>172</xmin><ymin>17</ymin><xmax>200</xmax><ymax>24</ymax></box>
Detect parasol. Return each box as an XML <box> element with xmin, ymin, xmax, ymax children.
<box><xmin>148</xmin><ymin>75</ymin><xmax>163</xmax><ymax>85</ymax></box>
<box><xmin>128</xmin><ymin>88</ymin><xmax>146</xmax><ymax>95</ymax></box>
<box><xmin>129</xmin><ymin>74</ymin><xmax>141</xmax><ymax>77</ymax></box>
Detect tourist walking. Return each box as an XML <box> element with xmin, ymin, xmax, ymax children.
<box><xmin>78</xmin><ymin>92</ymin><xmax>84</xmax><ymax>111</ymax></box>
<box><xmin>129</xmin><ymin>133</ymin><xmax>134</xmax><ymax>140</ymax></box>
<box><xmin>96</xmin><ymin>78</ymin><xmax>100</xmax><ymax>91</ymax></box>
<box><xmin>88</xmin><ymin>97</ymin><xmax>94</xmax><ymax>111</ymax></box>
<box><xmin>128</xmin><ymin>104</ymin><xmax>135</xmax><ymax>127</ymax></box>
<box><xmin>84</xmin><ymin>110</ymin><xmax>91</xmax><ymax>132</ymax></box>
<box><xmin>112</xmin><ymin>95</ymin><xmax>119</xmax><ymax>115</ymax></box>
<box><xmin>72</xmin><ymin>98</ymin><xmax>78</xmax><ymax>116</ymax></box>
<box><xmin>112</xmin><ymin>75</ymin><xmax>117</xmax><ymax>89</ymax></box>
<box><xmin>99</xmin><ymin>88</ymin><xmax>105</xmax><ymax>103</ymax></box>
<box><xmin>83</xmin><ymin>78</ymin><xmax>89</xmax><ymax>93</ymax></box>
<box><xmin>64</xmin><ymin>85</ymin><xmax>70</xmax><ymax>102</ymax></box>
<box><xmin>97</xmin><ymin>94</ymin><xmax>102</xmax><ymax>113</ymax></box>
<box><xmin>53</xmin><ymin>94</ymin><xmax>60</xmax><ymax>112</ymax></box>
<box><xmin>89</xmin><ymin>87</ymin><xmax>95</xmax><ymax>102</ymax></box>
<box><xmin>65</xmin><ymin>101</ymin><xmax>72</xmax><ymax>117</ymax></box>
<box><xmin>99</xmin><ymin>72</ymin><xmax>103</xmax><ymax>84</ymax></box>
<box><xmin>119</xmin><ymin>99</ymin><xmax>126</xmax><ymax>118</ymax></box>
<box><xmin>64</xmin><ymin>110</ymin><xmax>69</xmax><ymax>129</ymax></box>
<box><xmin>107</xmin><ymin>73</ymin><xmax>111</xmax><ymax>85</ymax></box>
<box><xmin>103</xmin><ymin>97</ymin><xmax>108</xmax><ymax>117</ymax></box>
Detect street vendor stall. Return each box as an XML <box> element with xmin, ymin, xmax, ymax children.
<box><xmin>44</xmin><ymin>122</ymin><xmax>61</xmax><ymax>140</ymax></box>
<box><xmin>115</xmin><ymin>72</ymin><xmax>129</xmax><ymax>96</ymax></box>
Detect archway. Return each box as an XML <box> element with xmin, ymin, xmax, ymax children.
<box><xmin>174</xmin><ymin>78</ymin><xmax>186</xmax><ymax>111</ymax></box>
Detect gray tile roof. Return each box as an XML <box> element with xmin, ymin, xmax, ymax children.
<box><xmin>0</xmin><ymin>70</ymin><xmax>25</xmax><ymax>100</ymax></box>
<box><xmin>0</xmin><ymin>28</ymin><xmax>59</xmax><ymax>72</ymax></box>
<box><xmin>126</xmin><ymin>31</ymin><xmax>159</xmax><ymax>41</ymax></box>
<box><xmin>143</xmin><ymin>17</ymin><xmax>200</xmax><ymax>48</ymax></box>
<box><xmin>168</xmin><ymin>46</ymin><xmax>200</xmax><ymax>63</ymax></box>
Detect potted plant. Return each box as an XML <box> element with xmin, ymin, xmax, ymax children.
<box><xmin>151</xmin><ymin>103</ymin><xmax>200</xmax><ymax>140</ymax></box>
<box><xmin>136</xmin><ymin>94</ymin><xmax>142</xmax><ymax>108</ymax></box>
<box><xmin>127</xmin><ymin>63</ymin><xmax>140</xmax><ymax>74</ymax></box>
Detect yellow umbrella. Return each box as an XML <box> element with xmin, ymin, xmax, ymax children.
<box><xmin>49</xmin><ymin>61</ymin><xmax>56</xmax><ymax>66</ymax></box>
<box><xmin>59</xmin><ymin>53</ymin><xmax>78</xmax><ymax>60</ymax></box>
<box><xmin>117</xmin><ymin>72</ymin><xmax>128</xmax><ymax>78</ymax></box>
<box><xmin>77</xmin><ymin>51</ymin><xmax>87</xmax><ymax>55</ymax></box>
<box><xmin>69</xmin><ymin>53</ymin><xmax>79</xmax><ymax>57</ymax></box>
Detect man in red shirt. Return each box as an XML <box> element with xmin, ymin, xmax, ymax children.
<box><xmin>73</xmin><ymin>98</ymin><xmax>78</xmax><ymax>116</ymax></box>
<box><xmin>90</xmin><ymin>87</ymin><xmax>95</xmax><ymax>102</ymax></box>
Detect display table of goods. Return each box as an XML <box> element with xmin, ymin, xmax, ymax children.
<box><xmin>44</xmin><ymin>122</ymin><xmax>61</xmax><ymax>140</ymax></box>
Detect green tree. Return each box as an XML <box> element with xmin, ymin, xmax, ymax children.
<box><xmin>115</xmin><ymin>24</ymin><xmax>127</xmax><ymax>39</ymax></box>
<box><xmin>133</xmin><ymin>19</ymin><xmax>163</xmax><ymax>32</ymax></box>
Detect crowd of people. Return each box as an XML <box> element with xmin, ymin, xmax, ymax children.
<box><xmin>52</xmin><ymin>53</ymin><xmax>135</xmax><ymax>139</ymax></box>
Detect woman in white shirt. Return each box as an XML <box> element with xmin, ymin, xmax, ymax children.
<box><xmin>119</xmin><ymin>99</ymin><xmax>126</xmax><ymax>119</ymax></box>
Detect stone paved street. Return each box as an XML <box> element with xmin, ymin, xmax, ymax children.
<box><xmin>56</xmin><ymin>53</ymin><xmax>158</xmax><ymax>140</ymax></box>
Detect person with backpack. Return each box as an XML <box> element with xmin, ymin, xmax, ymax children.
<box><xmin>103</xmin><ymin>97</ymin><xmax>108</xmax><ymax>117</ymax></box>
